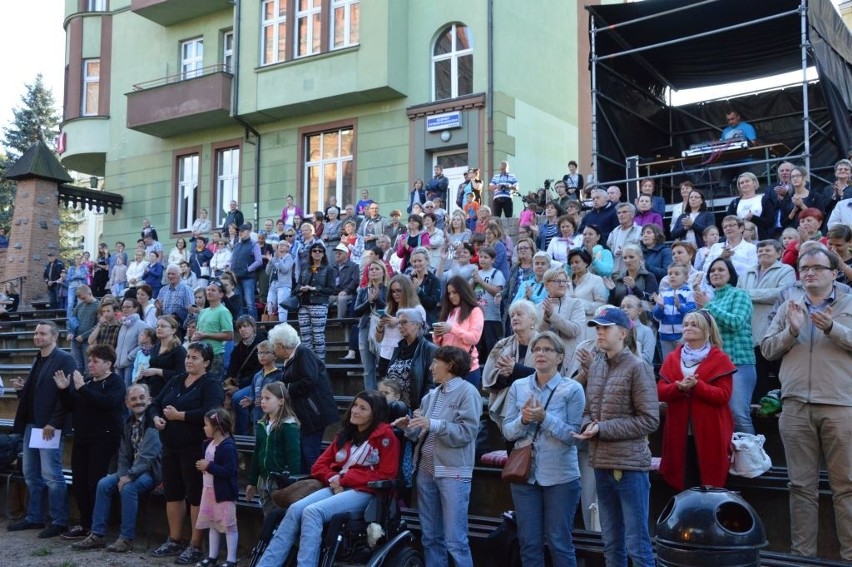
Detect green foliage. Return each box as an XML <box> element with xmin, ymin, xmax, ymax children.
<box><xmin>31</xmin><ymin>547</ymin><xmax>51</xmax><ymax>557</ymax></box>
<box><xmin>0</xmin><ymin>153</ymin><xmax>15</xmax><ymax>231</ymax></box>
<box><xmin>2</xmin><ymin>74</ymin><xmax>60</xmax><ymax>159</ymax></box>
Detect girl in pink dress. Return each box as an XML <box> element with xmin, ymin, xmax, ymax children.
<box><xmin>195</xmin><ymin>408</ymin><xmax>239</xmax><ymax>567</ymax></box>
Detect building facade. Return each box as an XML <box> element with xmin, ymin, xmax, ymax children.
<box><xmin>60</xmin><ymin>0</ymin><xmax>591</xmax><ymax>244</ymax></box>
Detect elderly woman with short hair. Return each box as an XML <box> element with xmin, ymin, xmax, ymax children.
<box><xmin>540</xmin><ymin>267</ymin><xmax>586</xmax><ymax>364</ymax></box>
<box><xmin>395</xmin><ymin>346</ymin><xmax>481</xmax><ymax>567</ymax></box>
<box><xmin>386</xmin><ymin>307</ymin><xmax>437</xmax><ymax>409</ymax></box>
<box><xmin>267</xmin><ymin>323</ymin><xmax>338</xmax><ymax>472</ymax></box>
<box><xmin>483</xmin><ymin>300</ymin><xmax>541</xmax><ymax>429</ymax></box>
<box><xmin>503</xmin><ymin>331</ymin><xmax>586</xmax><ymax>567</ymax></box>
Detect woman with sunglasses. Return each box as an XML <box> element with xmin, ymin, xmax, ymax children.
<box><xmin>376</xmin><ymin>275</ymin><xmax>425</xmax><ymax>379</ymax></box>
<box><xmin>150</xmin><ymin>341</ymin><xmax>224</xmax><ymax>564</ymax></box>
<box><xmin>296</xmin><ymin>243</ymin><xmax>335</xmax><ymax>361</ymax></box>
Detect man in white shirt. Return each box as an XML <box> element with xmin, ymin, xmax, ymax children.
<box><xmin>607</xmin><ymin>203</ymin><xmax>642</xmax><ymax>274</ymax></box>
<box><xmin>702</xmin><ymin>215</ymin><xmax>757</xmax><ymax>279</ymax></box>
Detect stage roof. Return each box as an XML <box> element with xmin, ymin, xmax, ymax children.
<box><xmin>587</xmin><ymin>0</ymin><xmax>852</xmax><ymax>101</ymax></box>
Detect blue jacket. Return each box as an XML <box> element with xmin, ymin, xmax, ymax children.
<box><xmin>579</xmin><ymin>203</ymin><xmax>618</xmax><ymax>242</ymax></box>
<box><xmin>230</xmin><ymin>238</ymin><xmax>261</xmax><ymax>280</ymax></box>
<box><xmin>641</xmin><ymin>242</ymin><xmax>673</xmax><ymax>282</ymax></box>
<box><xmin>203</xmin><ymin>436</ymin><xmax>239</xmax><ymax>503</ymax></box>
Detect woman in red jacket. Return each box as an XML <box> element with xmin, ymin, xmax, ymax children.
<box><xmin>256</xmin><ymin>391</ymin><xmax>399</xmax><ymax>567</ymax></box>
<box><xmin>658</xmin><ymin>310</ymin><xmax>736</xmax><ymax>490</ymax></box>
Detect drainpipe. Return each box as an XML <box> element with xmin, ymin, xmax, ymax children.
<box><xmin>230</xmin><ymin>0</ymin><xmax>262</xmax><ymax>227</ymax></box>
<box><xmin>487</xmin><ymin>0</ymin><xmax>494</xmax><ymax>182</ymax></box>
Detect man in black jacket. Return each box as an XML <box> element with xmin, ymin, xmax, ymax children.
<box><xmin>43</xmin><ymin>253</ymin><xmax>65</xmax><ymax>309</ymax></box>
<box><xmin>222</xmin><ymin>200</ymin><xmax>245</xmax><ymax>232</ymax></box>
<box><xmin>230</xmin><ymin>223</ymin><xmax>263</xmax><ymax>320</ymax></box>
<box><xmin>331</xmin><ymin>243</ymin><xmax>360</xmax><ymax>317</ymax></box>
<box><xmin>9</xmin><ymin>321</ymin><xmax>76</xmax><ymax>538</ymax></box>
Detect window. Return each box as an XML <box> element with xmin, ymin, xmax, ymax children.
<box><xmin>304</xmin><ymin>127</ymin><xmax>354</xmax><ymax>214</ymax></box>
<box><xmin>296</xmin><ymin>0</ymin><xmax>322</xmax><ymax>58</ymax></box>
<box><xmin>261</xmin><ymin>0</ymin><xmax>287</xmax><ymax>65</ymax></box>
<box><xmin>331</xmin><ymin>0</ymin><xmax>359</xmax><ymax>50</ymax></box>
<box><xmin>180</xmin><ymin>38</ymin><xmax>204</xmax><ymax>80</ymax></box>
<box><xmin>223</xmin><ymin>31</ymin><xmax>234</xmax><ymax>73</ymax></box>
<box><xmin>432</xmin><ymin>24</ymin><xmax>473</xmax><ymax>101</ymax></box>
<box><xmin>176</xmin><ymin>154</ymin><xmax>199</xmax><ymax>233</ymax></box>
<box><xmin>81</xmin><ymin>59</ymin><xmax>100</xmax><ymax>116</ymax></box>
<box><xmin>215</xmin><ymin>147</ymin><xmax>240</xmax><ymax>228</ymax></box>
<box><xmin>87</xmin><ymin>0</ymin><xmax>106</xmax><ymax>11</ymax></box>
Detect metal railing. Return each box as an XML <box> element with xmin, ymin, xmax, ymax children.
<box><xmin>131</xmin><ymin>63</ymin><xmax>232</xmax><ymax>92</ymax></box>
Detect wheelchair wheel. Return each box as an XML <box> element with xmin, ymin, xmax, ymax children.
<box><xmin>383</xmin><ymin>547</ymin><xmax>424</xmax><ymax>567</ymax></box>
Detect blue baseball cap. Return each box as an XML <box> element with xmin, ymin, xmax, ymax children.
<box><xmin>587</xmin><ymin>307</ymin><xmax>632</xmax><ymax>330</ymax></box>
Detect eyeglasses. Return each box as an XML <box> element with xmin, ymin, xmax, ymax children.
<box><xmin>532</xmin><ymin>347</ymin><xmax>557</xmax><ymax>354</ymax></box>
<box><xmin>284</xmin><ymin>234</ymin><xmax>295</xmax><ymax>238</ymax></box>
<box><xmin>257</xmin><ymin>351</ymin><xmax>274</xmax><ymax>356</ymax></box>
<box><xmin>799</xmin><ymin>265</ymin><xmax>833</xmax><ymax>274</ymax></box>
<box><xmin>517</xmin><ymin>246</ymin><xmax>532</xmax><ymax>251</ymax></box>
<box><xmin>549</xmin><ymin>279</ymin><xmax>569</xmax><ymax>285</ymax></box>
<box><xmin>121</xmin><ymin>305</ymin><xmax>135</xmax><ymax>310</ymax></box>
<box><xmin>312</xmin><ymin>249</ymin><xmax>325</xmax><ymax>254</ymax></box>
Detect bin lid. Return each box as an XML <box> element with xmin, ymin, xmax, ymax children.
<box><xmin>656</xmin><ymin>486</ymin><xmax>767</xmax><ymax>548</ymax></box>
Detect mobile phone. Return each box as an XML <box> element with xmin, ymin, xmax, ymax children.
<box><xmin>376</xmin><ymin>309</ymin><xmax>386</xmax><ymax>317</ymax></box>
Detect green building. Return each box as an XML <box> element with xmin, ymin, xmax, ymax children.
<box><xmin>60</xmin><ymin>0</ymin><xmax>589</xmax><ymax>244</ymax></box>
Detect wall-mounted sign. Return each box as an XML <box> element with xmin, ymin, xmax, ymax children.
<box><xmin>426</xmin><ymin>111</ymin><xmax>462</xmax><ymax>132</ymax></box>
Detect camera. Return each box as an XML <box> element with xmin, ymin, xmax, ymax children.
<box><xmin>543</xmin><ymin>179</ymin><xmax>553</xmax><ymax>190</ymax></box>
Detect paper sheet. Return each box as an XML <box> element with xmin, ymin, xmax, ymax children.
<box><xmin>28</xmin><ymin>429</ymin><xmax>61</xmax><ymax>450</ymax></box>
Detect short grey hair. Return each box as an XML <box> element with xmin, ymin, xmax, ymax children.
<box><xmin>756</xmin><ymin>239</ymin><xmax>782</xmax><ymax>254</ymax></box>
<box><xmin>268</xmin><ymin>322</ymin><xmax>301</xmax><ymax>348</ymax></box>
<box><xmin>591</xmin><ymin>188</ymin><xmax>607</xmax><ymax>199</ymax></box>
<box><xmin>531</xmin><ymin>331</ymin><xmax>566</xmax><ymax>357</ymax></box>
<box><xmin>508</xmin><ymin>299</ymin><xmax>543</xmax><ymax>329</ymax></box>
<box><xmin>165</xmin><ymin>264</ymin><xmax>181</xmax><ymax>275</ymax></box>
<box><xmin>396</xmin><ymin>308</ymin><xmax>426</xmax><ymax>335</ymax></box>
<box><xmin>616</xmin><ymin>202</ymin><xmax>636</xmax><ymax>214</ymax></box>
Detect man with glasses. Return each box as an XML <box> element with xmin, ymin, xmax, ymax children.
<box><xmin>359</xmin><ymin>203</ymin><xmax>386</xmax><ymax>252</ymax></box>
<box><xmin>762</xmin><ymin>247</ymin><xmax>852</xmax><ymax>560</ymax></box>
<box><xmin>574</xmin><ymin>308</ymin><xmax>659</xmax><ymax>567</ymax></box>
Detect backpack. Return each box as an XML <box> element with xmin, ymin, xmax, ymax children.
<box><xmin>486</xmin><ymin>511</ymin><xmax>522</xmax><ymax>567</ymax></box>
<box><xmin>0</xmin><ymin>433</ymin><xmax>23</xmax><ymax>468</ymax></box>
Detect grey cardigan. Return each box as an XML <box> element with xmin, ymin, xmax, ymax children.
<box><xmin>414</xmin><ymin>377</ymin><xmax>481</xmax><ymax>479</ymax></box>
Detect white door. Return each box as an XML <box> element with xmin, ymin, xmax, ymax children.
<box><xmin>433</xmin><ymin>150</ymin><xmax>467</xmax><ymax>216</ymax></box>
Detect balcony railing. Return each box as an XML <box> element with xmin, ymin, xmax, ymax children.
<box><xmin>132</xmin><ymin>64</ymin><xmax>231</xmax><ymax>91</ymax></box>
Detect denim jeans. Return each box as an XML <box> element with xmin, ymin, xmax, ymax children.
<box><xmin>239</xmin><ymin>277</ymin><xmax>258</xmax><ymax>320</ymax></box>
<box><xmin>66</xmin><ymin>285</ymin><xmax>79</xmax><ymax>320</ymax></box>
<box><xmin>232</xmin><ymin>385</ymin><xmax>253</xmax><ymax>435</ymax></box>
<box><xmin>267</xmin><ymin>284</ymin><xmax>291</xmax><ymax>322</ymax></box>
<box><xmin>22</xmin><ymin>424</ymin><xmax>68</xmax><ymax>526</ymax></box>
<box><xmin>358</xmin><ymin>326</ymin><xmax>377</xmax><ymax>390</ymax></box>
<box><xmin>91</xmin><ymin>472</ymin><xmax>156</xmax><ymax>540</ymax></box>
<box><xmin>729</xmin><ymin>364</ymin><xmax>756</xmax><ymax>434</ymax></box>
<box><xmin>511</xmin><ymin>479</ymin><xmax>581</xmax><ymax>567</ymax></box>
<box><xmin>301</xmin><ymin>431</ymin><xmax>324</xmax><ymax>474</ymax></box>
<box><xmin>594</xmin><ymin>469</ymin><xmax>655</xmax><ymax>567</ymax></box>
<box><xmin>416</xmin><ymin>471</ymin><xmax>474</xmax><ymax>567</ymax></box>
<box><xmin>70</xmin><ymin>338</ymin><xmax>87</xmax><ymax>375</ymax></box>
<box><xmin>256</xmin><ymin>487</ymin><xmax>373</xmax><ymax>567</ymax></box>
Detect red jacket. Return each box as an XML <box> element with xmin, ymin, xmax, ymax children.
<box><xmin>311</xmin><ymin>422</ymin><xmax>399</xmax><ymax>494</ymax></box>
<box><xmin>658</xmin><ymin>345</ymin><xmax>735</xmax><ymax>491</ymax></box>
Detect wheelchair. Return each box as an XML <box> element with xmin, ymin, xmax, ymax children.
<box><xmin>249</xmin><ymin>403</ymin><xmax>423</xmax><ymax>567</ymax></box>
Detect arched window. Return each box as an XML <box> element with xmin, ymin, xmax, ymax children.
<box><xmin>432</xmin><ymin>23</ymin><xmax>473</xmax><ymax>101</ymax></box>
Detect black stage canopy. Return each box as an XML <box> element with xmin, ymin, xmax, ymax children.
<box><xmin>587</xmin><ymin>0</ymin><xmax>852</xmax><ymax>195</ymax></box>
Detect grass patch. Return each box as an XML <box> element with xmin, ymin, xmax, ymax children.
<box><xmin>31</xmin><ymin>547</ymin><xmax>51</xmax><ymax>556</ymax></box>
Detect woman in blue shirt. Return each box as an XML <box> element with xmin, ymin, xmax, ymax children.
<box><xmin>502</xmin><ymin>331</ymin><xmax>586</xmax><ymax>567</ymax></box>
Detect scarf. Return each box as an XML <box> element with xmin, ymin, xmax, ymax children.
<box><xmin>122</xmin><ymin>314</ymin><xmax>140</xmax><ymax>327</ymax></box>
<box><xmin>681</xmin><ymin>341</ymin><xmax>711</xmax><ymax>368</ymax></box>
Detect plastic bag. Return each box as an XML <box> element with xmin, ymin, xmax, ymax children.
<box><xmin>729</xmin><ymin>432</ymin><xmax>771</xmax><ymax>478</ymax></box>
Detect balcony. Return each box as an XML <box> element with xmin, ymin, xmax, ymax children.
<box><xmin>130</xmin><ymin>0</ymin><xmax>232</xmax><ymax>27</ymax></box>
<box><xmin>58</xmin><ymin>116</ymin><xmax>110</xmax><ymax>177</ymax></box>
<box><xmin>126</xmin><ymin>65</ymin><xmax>233</xmax><ymax>138</ymax></box>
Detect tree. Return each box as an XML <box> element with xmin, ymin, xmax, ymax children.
<box><xmin>1</xmin><ymin>75</ymin><xmax>75</xmax><ymax>249</ymax></box>
<box><xmin>3</xmin><ymin>74</ymin><xmax>61</xmax><ymax>159</ymax></box>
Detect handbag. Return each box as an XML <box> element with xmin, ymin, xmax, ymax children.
<box><xmin>729</xmin><ymin>432</ymin><xmax>772</xmax><ymax>478</ymax></box>
<box><xmin>271</xmin><ymin>478</ymin><xmax>324</xmax><ymax>509</ymax></box>
<box><xmin>279</xmin><ymin>295</ymin><xmax>300</xmax><ymax>311</ymax></box>
<box><xmin>501</xmin><ymin>386</ymin><xmax>557</xmax><ymax>484</ymax></box>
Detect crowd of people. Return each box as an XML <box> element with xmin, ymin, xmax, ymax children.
<box><xmin>4</xmin><ymin>155</ymin><xmax>851</xmax><ymax>565</ymax></box>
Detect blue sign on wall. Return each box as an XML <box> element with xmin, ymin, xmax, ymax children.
<box><xmin>426</xmin><ymin>111</ymin><xmax>463</xmax><ymax>132</ymax></box>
